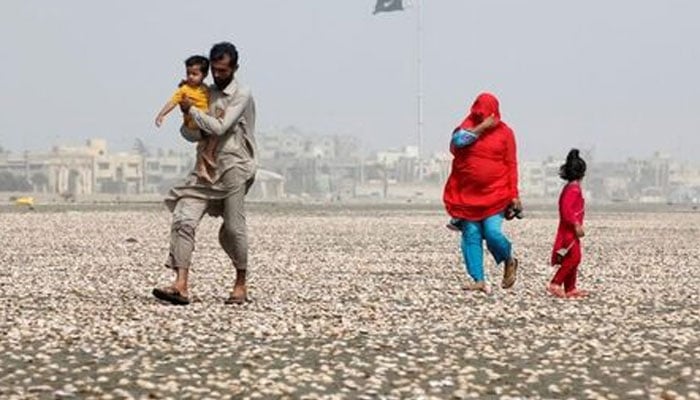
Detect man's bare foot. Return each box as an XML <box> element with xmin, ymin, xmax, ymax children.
<box><xmin>547</xmin><ymin>283</ymin><xmax>566</xmax><ymax>298</ymax></box>
<box><xmin>224</xmin><ymin>284</ymin><xmax>248</xmax><ymax>304</ymax></box>
<box><xmin>225</xmin><ymin>269</ymin><xmax>249</xmax><ymax>304</ymax></box>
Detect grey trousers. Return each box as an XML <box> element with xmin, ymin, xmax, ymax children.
<box><xmin>165</xmin><ymin>181</ymin><xmax>249</xmax><ymax>271</ymax></box>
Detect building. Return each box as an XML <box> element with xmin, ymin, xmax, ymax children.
<box><xmin>0</xmin><ymin>140</ymin><xmax>102</xmax><ymax>196</ymax></box>
<box><xmin>247</xmin><ymin>169</ymin><xmax>285</xmax><ymax>200</ymax></box>
<box><xmin>0</xmin><ymin>139</ymin><xmax>195</xmax><ymax>196</ymax></box>
<box><xmin>143</xmin><ymin>154</ymin><xmax>194</xmax><ymax>194</ymax></box>
<box><xmin>256</xmin><ymin>128</ymin><xmax>361</xmax><ymax>197</ymax></box>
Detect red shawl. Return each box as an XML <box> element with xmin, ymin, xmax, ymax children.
<box><xmin>443</xmin><ymin>93</ymin><xmax>519</xmax><ymax>221</ymax></box>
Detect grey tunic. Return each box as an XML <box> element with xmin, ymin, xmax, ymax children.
<box><xmin>164</xmin><ymin>78</ymin><xmax>257</xmax><ymax>216</ymax></box>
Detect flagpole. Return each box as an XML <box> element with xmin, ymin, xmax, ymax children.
<box><xmin>416</xmin><ymin>0</ymin><xmax>424</xmax><ymax>180</ymax></box>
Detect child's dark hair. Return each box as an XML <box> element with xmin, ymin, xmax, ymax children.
<box><xmin>185</xmin><ymin>55</ymin><xmax>209</xmax><ymax>76</ymax></box>
<box><xmin>559</xmin><ymin>148</ymin><xmax>586</xmax><ymax>181</ymax></box>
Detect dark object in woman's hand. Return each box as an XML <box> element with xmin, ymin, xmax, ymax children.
<box><xmin>505</xmin><ymin>203</ymin><xmax>523</xmax><ymax>220</ymax></box>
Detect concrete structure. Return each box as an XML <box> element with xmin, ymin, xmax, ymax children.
<box><xmin>3</xmin><ymin>136</ymin><xmax>699</xmax><ymax>205</ymax></box>
<box><xmin>0</xmin><ymin>139</ymin><xmax>195</xmax><ymax>196</ymax></box>
<box><xmin>375</xmin><ymin>146</ymin><xmax>419</xmax><ymax>166</ymax></box>
<box><xmin>144</xmin><ymin>154</ymin><xmax>194</xmax><ymax>194</ymax></box>
<box><xmin>0</xmin><ymin>142</ymin><xmax>99</xmax><ymax>196</ymax></box>
<box><xmin>520</xmin><ymin>161</ymin><xmax>546</xmax><ymax>199</ymax></box>
<box><xmin>248</xmin><ymin>169</ymin><xmax>285</xmax><ymax>200</ymax></box>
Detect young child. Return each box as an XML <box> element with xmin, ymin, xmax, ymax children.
<box><xmin>155</xmin><ymin>55</ymin><xmax>210</xmax><ymax>130</ymax></box>
<box><xmin>445</xmin><ymin>113</ymin><xmax>502</xmax><ymax>231</ymax></box>
<box><xmin>548</xmin><ymin>149</ymin><xmax>587</xmax><ymax>298</ymax></box>
<box><xmin>155</xmin><ymin>55</ymin><xmax>219</xmax><ymax>183</ymax></box>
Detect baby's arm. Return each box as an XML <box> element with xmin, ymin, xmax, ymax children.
<box><xmin>155</xmin><ymin>101</ymin><xmax>178</xmax><ymax>127</ymax></box>
<box><xmin>451</xmin><ymin>115</ymin><xmax>498</xmax><ymax>148</ymax></box>
<box><xmin>155</xmin><ymin>87</ymin><xmax>186</xmax><ymax>128</ymax></box>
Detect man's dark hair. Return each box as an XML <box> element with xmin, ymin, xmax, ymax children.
<box><xmin>559</xmin><ymin>148</ymin><xmax>587</xmax><ymax>181</ymax></box>
<box><xmin>210</xmin><ymin>42</ymin><xmax>239</xmax><ymax>68</ymax></box>
<box><xmin>185</xmin><ymin>55</ymin><xmax>209</xmax><ymax>76</ymax></box>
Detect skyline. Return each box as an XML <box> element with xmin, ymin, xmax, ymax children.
<box><xmin>1</xmin><ymin>1</ymin><xmax>699</xmax><ymax>162</ymax></box>
<box><xmin>1</xmin><ymin>133</ymin><xmax>694</xmax><ymax>168</ymax></box>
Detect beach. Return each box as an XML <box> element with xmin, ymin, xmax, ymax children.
<box><xmin>1</xmin><ymin>204</ymin><xmax>698</xmax><ymax>399</ymax></box>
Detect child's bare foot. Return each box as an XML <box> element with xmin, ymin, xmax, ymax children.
<box><xmin>547</xmin><ymin>283</ymin><xmax>566</xmax><ymax>298</ymax></box>
<box><xmin>565</xmin><ymin>289</ymin><xmax>589</xmax><ymax>299</ymax></box>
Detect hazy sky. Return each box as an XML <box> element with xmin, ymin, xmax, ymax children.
<box><xmin>1</xmin><ymin>1</ymin><xmax>698</xmax><ymax>162</ymax></box>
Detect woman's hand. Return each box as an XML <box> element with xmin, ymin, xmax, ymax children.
<box><xmin>482</xmin><ymin>114</ymin><xmax>499</xmax><ymax>129</ymax></box>
<box><xmin>511</xmin><ymin>198</ymin><xmax>522</xmax><ymax>213</ymax></box>
<box><xmin>574</xmin><ymin>223</ymin><xmax>585</xmax><ymax>238</ymax></box>
<box><xmin>472</xmin><ymin>114</ymin><xmax>499</xmax><ymax>134</ymax></box>
<box><xmin>505</xmin><ymin>198</ymin><xmax>523</xmax><ymax>220</ymax></box>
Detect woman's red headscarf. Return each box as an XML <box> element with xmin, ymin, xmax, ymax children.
<box><xmin>443</xmin><ymin>93</ymin><xmax>519</xmax><ymax>221</ymax></box>
<box><xmin>458</xmin><ymin>92</ymin><xmax>502</xmax><ymax>131</ymax></box>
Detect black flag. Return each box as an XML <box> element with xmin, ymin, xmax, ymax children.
<box><xmin>373</xmin><ymin>0</ymin><xmax>403</xmax><ymax>14</ymax></box>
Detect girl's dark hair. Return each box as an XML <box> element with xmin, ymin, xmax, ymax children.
<box><xmin>559</xmin><ymin>148</ymin><xmax>586</xmax><ymax>181</ymax></box>
<box><xmin>185</xmin><ymin>55</ymin><xmax>209</xmax><ymax>76</ymax></box>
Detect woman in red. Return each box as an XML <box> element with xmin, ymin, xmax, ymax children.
<box><xmin>443</xmin><ymin>93</ymin><xmax>521</xmax><ymax>293</ymax></box>
<box><xmin>548</xmin><ymin>149</ymin><xmax>588</xmax><ymax>298</ymax></box>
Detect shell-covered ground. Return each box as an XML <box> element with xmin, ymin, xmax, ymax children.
<box><xmin>1</xmin><ymin>204</ymin><xmax>698</xmax><ymax>399</ymax></box>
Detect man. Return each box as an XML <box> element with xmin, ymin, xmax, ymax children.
<box><xmin>153</xmin><ymin>41</ymin><xmax>257</xmax><ymax>305</ymax></box>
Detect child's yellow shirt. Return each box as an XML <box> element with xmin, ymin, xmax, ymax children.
<box><xmin>171</xmin><ymin>84</ymin><xmax>209</xmax><ymax>129</ymax></box>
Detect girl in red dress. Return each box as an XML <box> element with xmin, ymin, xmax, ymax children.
<box><xmin>548</xmin><ymin>149</ymin><xmax>588</xmax><ymax>298</ymax></box>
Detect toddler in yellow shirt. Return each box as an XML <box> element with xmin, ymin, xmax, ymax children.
<box><xmin>155</xmin><ymin>55</ymin><xmax>210</xmax><ymax>130</ymax></box>
<box><xmin>155</xmin><ymin>55</ymin><xmax>221</xmax><ymax>183</ymax></box>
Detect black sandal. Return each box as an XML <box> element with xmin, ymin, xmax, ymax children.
<box><xmin>152</xmin><ymin>287</ymin><xmax>191</xmax><ymax>305</ymax></box>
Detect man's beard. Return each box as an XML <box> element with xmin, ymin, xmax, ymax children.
<box><xmin>214</xmin><ymin>74</ymin><xmax>233</xmax><ymax>90</ymax></box>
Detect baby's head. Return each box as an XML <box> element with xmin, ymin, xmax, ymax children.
<box><xmin>559</xmin><ymin>148</ymin><xmax>586</xmax><ymax>182</ymax></box>
<box><xmin>184</xmin><ymin>55</ymin><xmax>209</xmax><ymax>87</ymax></box>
